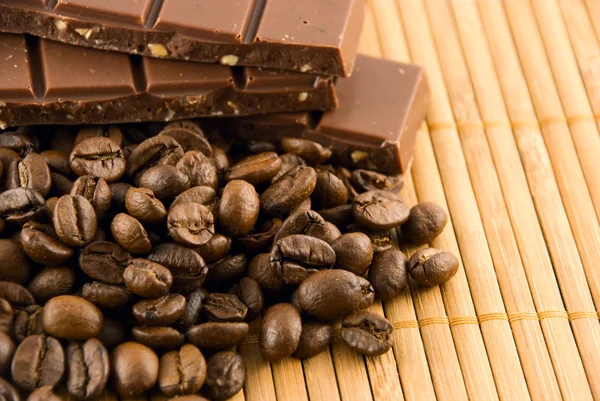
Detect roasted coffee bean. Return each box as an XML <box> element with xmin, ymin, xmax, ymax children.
<box><xmin>0</xmin><ymin>299</ymin><xmax>13</xmax><ymax>334</ymax></box>
<box><xmin>132</xmin><ymin>326</ymin><xmax>185</xmax><ymax>351</ymax></box>
<box><xmin>147</xmin><ymin>243</ymin><xmax>208</xmax><ymax>294</ymax></box>
<box><xmin>176</xmin><ymin>151</ymin><xmax>218</xmax><ymax>190</ymax></box>
<box><xmin>261</xmin><ymin>165</ymin><xmax>317</xmax><ymax>217</ymax></box>
<box><xmin>0</xmin><ymin>377</ymin><xmax>19</xmax><ymax>401</ymax></box>
<box><xmin>207</xmin><ymin>254</ymin><xmax>247</xmax><ymax>282</ymax></box>
<box><xmin>80</xmin><ymin>241</ymin><xmax>132</xmax><ymax>285</ymax></box>
<box><xmin>171</xmin><ymin>186</ymin><xmax>219</xmax><ymax>216</ymax></box>
<box><xmin>178</xmin><ymin>289</ymin><xmax>208</xmax><ymax>330</ymax></box>
<box><xmin>350</xmin><ymin>169</ymin><xmax>403</xmax><ymax>193</ymax></box>
<box><xmin>27</xmin><ymin>267</ymin><xmax>76</xmax><ymax>303</ymax></box>
<box><xmin>111</xmin><ymin>213</ymin><xmax>152</xmax><ymax>254</ymax></box>
<box><xmin>0</xmin><ymin>188</ymin><xmax>46</xmax><ymax>225</ymax></box>
<box><xmin>11</xmin><ymin>334</ymin><xmax>64</xmax><ymax>392</ymax></box>
<box><xmin>123</xmin><ymin>259</ymin><xmax>172</xmax><ymax>298</ymax></box>
<box><xmin>219</xmin><ymin>180</ymin><xmax>259</xmax><ymax>237</ymax></box>
<box><xmin>132</xmin><ymin>294</ymin><xmax>186</xmax><ymax>326</ymax></box>
<box><xmin>0</xmin><ymin>131</ymin><xmax>37</xmax><ymax>156</ymax></box>
<box><xmin>41</xmin><ymin>150</ymin><xmax>72</xmax><ymax>177</ymax></box>
<box><xmin>273</xmin><ymin>210</ymin><xmax>327</xmax><ymax>243</ymax></box>
<box><xmin>186</xmin><ymin>322</ymin><xmax>249</xmax><ymax>351</ymax></box>
<box><xmin>194</xmin><ymin>234</ymin><xmax>232</xmax><ymax>263</ymax></box>
<box><xmin>226</xmin><ymin>152</ymin><xmax>282</xmax><ymax>185</ymax></box>
<box><xmin>293</xmin><ymin>322</ymin><xmax>332</xmax><ymax>358</ymax></box>
<box><xmin>401</xmin><ymin>202</ymin><xmax>448</xmax><ymax>245</ymax></box>
<box><xmin>50</xmin><ymin>172</ymin><xmax>74</xmax><ymax>195</ymax></box>
<box><xmin>53</xmin><ymin>195</ymin><xmax>97</xmax><ymax>247</ymax></box>
<box><xmin>281</xmin><ymin>138</ymin><xmax>331</xmax><ymax>165</ymax></box>
<box><xmin>236</xmin><ymin>218</ymin><xmax>282</xmax><ymax>252</ymax></box>
<box><xmin>368</xmin><ymin>249</ymin><xmax>408</xmax><ymax>301</ymax></box>
<box><xmin>159</xmin><ymin>125</ymin><xmax>212</xmax><ymax>155</ymax></box>
<box><xmin>335</xmin><ymin>166</ymin><xmax>359</xmax><ymax>200</ymax></box>
<box><xmin>66</xmin><ymin>338</ymin><xmax>110</xmax><ymax>399</ymax></box>
<box><xmin>126</xmin><ymin>135</ymin><xmax>184</xmax><ymax>182</ymax></box>
<box><xmin>42</xmin><ymin>295</ymin><xmax>103</xmax><ymax>341</ymax></box>
<box><xmin>203</xmin><ymin>293</ymin><xmax>247</xmax><ymax>322</ymax></box>
<box><xmin>260</xmin><ymin>303</ymin><xmax>302</xmax><ymax>361</ymax></box>
<box><xmin>272</xmin><ymin>153</ymin><xmax>306</xmax><ymax>182</ymax></box>
<box><xmin>125</xmin><ymin>187</ymin><xmax>167</xmax><ymax>224</ymax></box>
<box><xmin>75</xmin><ymin>126</ymin><xmax>123</xmax><ymax>147</ymax></box>
<box><xmin>296</xmin><ymin>270</ymin><xmax>374</xmax><ymax>321</ymax></box>
<box><xmin>70</xmin><ymin>137</ymin><xmax>126</xmax><ymax>183</ymax></box>
<box><xmin>139</xmin><ymin>165</ymin><xmax>190</xmax><ymax>200</ymax></box>
<box><xmin>340</xmin><ymin>311</ymin><xmax>393</xmax><ymax>356</ymax></box>
<box><xmin>347</xmin><ymin>223</ymin><xmax>393</xmax><ymax>253</ymax></box>
<box><xmin>271</xmin><ymin>234</ymin><xmax>336</xmax><ymax>285</ymax></box>
<box><xmin>0</xmin><ymin>239</ymin><xmax>32</xmax><ymax>283</ymax></box>
<box><xmin>211</xmin><ymin>145</ymin><xmax>230</xmax><ymax>180</ymax></box>
<box><xmin>408</xmin><ymin>248</ymin><xmax>459</xmax><ymax>286</ymax></box>
<box><xmin>294</xmin><ymin>196</ymin><xmax>312</xmax><ymax>213</ymax></box>
<box><xmin>6</xmin><ymin>153</ymin><xmax>52</xmax><ymax>196</ymax></box>
<box><xmin>44</xmin><ymin>197</ymin><xmax>57</xmax><ymax>220</ymax></box>
<box><xmin>12</xmin><ymin>305</ymin><xmax>43</xmax><ymax>343</ymax></box>
<box><xmin>204</xmin><ymin>351</ymin><xmax>245</xmax><ymax>400</ymax></box>
<box><xmin>247</xmin><ymin>253</ymin><xmax>285</xmax><ymax>295</ymax></box>
<box><xmin>96</xmin><ymin>318</ymin><xmax>129</xmax><ymax>351</ymax></box>
<box><xmin>27</xmin><ymin>386</ymin><xmax>62</xmax><ymax>401</ymax></box>
<box><xmin>23</xmin><ymin>225</ymin><xmax>72</xmax><ymax>271</ymax></box>
<box><xmin>311</xmin><ymin>170</ymin><xmax>348</xmax><ymax>209</ymax></box>
<box><xmin>0</xmin><ymin>331</ymin><xmax>15</xmax><ymax>374</ymax></box>
<box><xmin>0</xmin><ymin>282</ymin><xmax>35</xmax><ymax>306</ymax></box>
<box><xmin>70</xmin><ymin>175</ymin><xmax>112</xmax><ymax>218</ymax></box>
<box><xmin>310</xmin><ymin>221</ymin><xmax>341</xmax><ymax>244</ymax></box>
<box><xmin>109</xmin><ymin>182</ymin><xmax>132</xmax><ymax>209</ymax></box>
<box><xmin>158</xmin><ymin>344</ymin><xmax>206</xmax><ymax>396</ymax></box>
<box><xmin>230</xmin><ymin>277</ymin><xmax>263</xmax><ymax>321</ymax></box>
<box><xmin>0</xmin><ymin>148</ymin><xmax>20</xmax><ymax>174</ymax></box>
<box><xmin>352</xmin><ymin>190</ymin><xmax>410</xmax><ymax>231</ymax></box>
<box><xmin>111</xmin><ymin>342</ymin><xmax>159</xmax><ymax>397</ymax></box>
<box><xmin>331</xmin><ymin>233</ymin><xmax>373</xmax><ymax>277</ymax></box>
<box><xmin>168</xmin><ymin>203</ymin><xmax>215</xmax><ymax>247</ymax></box>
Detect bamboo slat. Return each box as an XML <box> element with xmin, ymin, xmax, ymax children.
<box><xmin>584</xmin><ymin>0</ymin><xmax>600</xmax><ymax>41</ymax></box>
<box><xmin>302</xmin><ymin>350</ymin><xmax>341</xmax><ymax>401</ymax></box>
<box><xmin>238</xmin><ymin>319</ymin><xmax>277</xmax><ymax>401</ymax></box>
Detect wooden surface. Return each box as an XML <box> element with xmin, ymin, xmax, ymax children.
<box><xmin>239</xmin><ymin>1</ymin><xmax>600</xmax><ymax>400</ymax></box>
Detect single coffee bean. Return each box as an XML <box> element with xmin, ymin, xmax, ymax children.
<box><xmin>186</xmin><ymin>322</ymin><xmax>249</xmax><ymax>351</ymax></box>
<box><xmin>111</xmin><ymin>213</ymin><xmax>152</xmax><ymax>254</ymax></box>
<box><xmin>230</xmin><ymin>277</ymin><xmax>264</xmax><ymax>322</ymax></box>
<box><xmin>245</xmin><ymin>141</ymin><xmax>277</xmax><ymax>154</ymax></box>
<box><xmin>368</xmin><ymin>248</ymin><xmax>408</xmax><ymax>301</ymax></box>
<box><xmin>70</xmin><ymin>175</ymin><xmax>112</xmax><ymax>217</ymax></box>
<box><xmin>311</xmin><ymin>170</ymin><xmax>348</xmax><ymax>209</ymax></box>
<box><xmin>247</xmin><ymin>253</ymin><xmax>285</xmax><ymax>295</ymax></box>
<box><xmin>260</xmin><ymin>303</ymin><xmax>302</xmax><ymax>362</ymax></box>
<box><xmin>401</xmin><ymin>202</ymin><xmax>448</xmax><ymax>245</ymax></box>
<box><xmin>0</xmin><ymin>299</ymin><xmax>13</xmax><ymax>334</ymax></box>
<box><xmin>11</xmin><ymin>334</ymin><xmax>64</xmax><ymax>392</ymax></box>
<box><xmin>176</xmin><ymin>151</ymin><xmax>218</xmax><ymax>190</ymax></box>
<box><xmin>0</xmin><ymin>331</ymin><xmax>15</xmax><ymax>374</ymax></box>
<box><xmin>206</xmin><ymin>254</ymin><xmax>247</xmax><ymax>282</ymax></box>
<box><xmin>219</xmin><ymin>180</ymin><xmax>259</xmax><ymax>237</ymax></box>
<box><xmin>293</xmin><ymin>322</ymin><xmax>332</xmax><ymax>358</ymax></box>
<box><xmin>98</xmin><ymin>317</ymin><xmax>129</xmax><ymax>349</ymax></box>
<box><xmin>0</xmin><ymin>239</ymin><xmax>32</xmax><ymax>283</ymax></box>
<box><xmin>75</xmin><ymin>126</ymin><xmax>123</xmax><ymax>147</ymax></box>
<box><xmin>147</xmin><ymin>243</ymin><xmax>208</xmax><ymax>294</ymax></box>
<box><xmin>211</xmin><ymin>145</ymin><xmax>230</xmax><ymax>180</ymax></box>
<box><xmin>272</xmin><ymin>153</ymin><xmax>306</xmax><ymax>182</ymax></box>
<box><xmin>45</xmin><ymin>197</ymin><xmax>58</xmax><ymax>220</ymax></box>
<box><xmin>203</xmin><ymin>293</ymin><xmax>247</xmax><ymax>322</ymax></box>
<box><xmin>111</xmin><ymin>342</ymin><xmax>159</xmax><ymax>398</ymax></box>
<box><xmin>40</xmin><ymin>150</ymin><xmax>72</xmax><ymax>176</ymax></box>
<box><xmin>132</xmin><ymin>326</ymin><xmax>185</xmax><ymax>351</ymax></box>
<box><xmin>66</xmin><ymin>338</ymin><xmax>110</xmax><ymax>400</ymax></box>
<box><xmin>123</xmin><ymin>258</ymin><xmax>172</xmax><ymax>298</ymax></box>
<box><xmin>347</xmin><ymin>223</ymin><xmax>393</xmax><ymax>253</ymax></box>
<box><xmin>0</xmin><ymin>377</ymin><xmax>19</xmax><ymax>401</ymax></box>
<box><xmin>236</xmin><ymin>218</ymin><xmax>282</xmax><ymax>252</ymax></box>
<box><xmin>408</xmin><ymin>248</ymin><xmax>459</xmax><ymax>286</ymax></box>
<box><xmin>20</xmin><ymin>222</ymin><xmax>73</xmax><ymax>267</ymax></box>
<box><xmin>273</xmin><ymin>210</ymin><xmax>327</xmax><ymax>243</ymax></box>
<box><xmin>6</xmin><ymin>153</ymin><xmax>52</xmax><ymax>196</ymax></box>
<box><xmin>126</xmin><ymin>135</ymin><xmax>184</xmax><ymax>182</ymax></box>
<box><xmin>261</xmin><ymin>165</ymin><xmax>317</xmax><ymax>217</ymax></box>
<box><xmin>159</xmin><ymin>125</ymin><xmax>212</xmax><ymax>155</ymax></box>
<box><xmin>0</xmin><ymin>188</ymin><xmax>46</xmax><ymax>225</ymax></box>
<box><xmin>281</xmin><ymin>138</ymin><xmax>331</xmax><ymax>165</ymax></box>
<box><xmin>0</xmin><ymin>148</ymin><xmax>20</xmax><ymax>173</ymax></box>
<box><xmin>82</xmin><ymin>282</ymin><xmax>132</xmax><ymax>309</ymax></box>
<box><xmin>12</xmin><ymin>305</ymin><xmax>43</xmax><ymax>343</ymax></box>
<box><xmin>80</xmin><ymin>241</ymin><xmax>132</xmax><ymax>285</ymax></box>
<box><xmin>309</xmin><ymin>221</ymin><xmax>341</xmax><ymax>244</ymax></box>
<box><xmin>50</xmin><ymin>172</ymin><xmax>74</xmax><ymax>195</ymax></box>
<box><xmin>70</xmin><ymin>137</ymin><xmax>126</xmax><ymax>183</ymax></box>
<box><xmin>168</xmin><ymin>203</ymin><xmax>215</xmax><ymax>247</ymax></box>
<box><xmin>296</xmin><ymin>270</ymin><xmax>375</xmax><ymax>321</ymax></box>
<box><xmin>318</xmin><ymin>205</ymin><xmax>352</xmax><ymax>228</ymax></box>
<box><xmin>226</xmin><ymin>152</ymin><xmax>282</xmax><ymax>185</ymax></box>
<box><xmin>352</xmin><ymin>190</ymin><xmax>410</xmax><ymax>231</ymax></box>
<box><xmin>27</xmin><ymin>267</ymin><xmax>76</xmax><ymax>303</ymax></box>
<box><xmin>132</xmin><ymin>294</ymin><xmax>186</xmax><ymax>326</ymax></box>
<box><xmin>194</xmin><ymin>234</ymin><xmax>231</xmax><ymax>263</ymax></box>
<box><xmin>270</xmin><ymin>234</ymin><xmax>336</xmax><ymax>285</ymax></box>
<box><xmin>53</xmin><ymin>195</ymin><xmax>97</xmax><ymax>247</ymax></box>
<box><xmin>204</xmin><ymin>351</ymin><xmax>245</xmax><ymax>400</ymax></box>
<box><xmin>109</xmin><ymin>182</ymin><xmax>132</xmax><ymax>209</ymax></box>
<box><xmin>334</xmin><ymin>166</ymin><xmax>359</xmax><ymax>200</ymax></box>
<box><xmin>293</xmin><ymin>196</ymin><xmax>312</xmax><ymax>213</ymax></box>
<box><xmin>27</xmin><ymin>386</ymin><xmax>62</xmax><ymax>401</ymax></box>
<box><xmin>139</xmin><ymin>165</ymin><xmax>190</xmax><ymax>200</ymax></box>
<box><xmin>178</xmin><ymin>289</ymin><xmax>208</xmax><ymax>330</ymax></box>
<box><xmin>0</xmin><ymin>282</ymin><xmax>35</xmax><ymax>306</ymax></box>
<box><xmin>42</xmin><ymin>295</ymin><xmax>103</xmax><ymax>341</ymax></box>
<box><xmin>158</xmin><ymin>344</ymin><xmax>206</xmax><ymax>396</ymax></box>
<box><xmin>331</xmin><ymin>233</ymin><xmax>374</xmax><ymax>276</ymax></box>
<box><xmin>125</xmin><ymin>187</ymin><xmax>167</xmax><ymax>224</ymax></box>
<box><xmin>171</xmin><ymin>186</ymin><xmax>218</xmax><ymax>216</ymax></box>
<box><xmin>350</xmin><ymin>169</ymin><xmax>403</xmax><ymax>193</ymax></box>
<box><xmin>340</xmin><ymin>311</ymin><xmax>393</xmax><ymax>356</ymax></box>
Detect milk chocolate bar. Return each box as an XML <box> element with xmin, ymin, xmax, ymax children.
<box><xmin>0</xmin><ymin>33</ymin><xmax>337</xmax><ymax>127</ymax></box>
<box><xmin>0</xmin><ymin>0</ymin><xmax>366</xmax><ymax>76</ymax></box>
<box><xmin>203</xmin><ymin>55</ymin><xmax>429</xmax><ymax>174</ymax></box>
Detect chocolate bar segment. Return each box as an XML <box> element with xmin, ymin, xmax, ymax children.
<box><xmin>0</xmin><ymin>33</ymin><xmax>336</xmax><ymax>127</ymax></box>
<box><xmin>203</xmin><ymin>55</ymin><xmax>429</xmax><ymax>174</ymax></box>
<box><xmin>0</xmin><ymin>0</ymin><xmax>366</xmax><ymax>76</ymax></box>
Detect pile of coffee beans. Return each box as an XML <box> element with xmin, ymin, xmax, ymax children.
<box><xmin>0</xmin><ymin>121</ymin><xmax>459</xmax><ymax>400</ymax></box>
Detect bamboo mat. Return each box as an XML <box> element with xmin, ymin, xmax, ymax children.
<box><xmin>232</xmin><ymin>0</ymin><xmax>600</xmax><ymax>400</ymax></box>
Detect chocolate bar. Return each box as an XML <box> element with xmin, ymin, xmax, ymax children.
<box><xmin>203</xmin><ymin>55</ymin><xmax>429</xmax><ymax>174</ymax></box>
<box><xmin>0</xmin><ymin>33</ymin><xmax>337</xmax><ymax>127</ymax></box>
<box><xmin>0</xmin><ymin>0</ymin><xmax>366</xmax><ymax>76</ymax></box>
